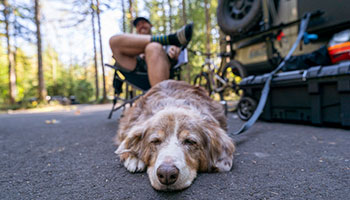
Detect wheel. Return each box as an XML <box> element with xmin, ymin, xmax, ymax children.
<box><xmin>193</xmin><ymin>72</ymin><xmax>212</xmax><ymax>96</ymax></box>
<box><xmin>217</xmin><ymin>0</ymin><xmax>262</xmax><ymax>36</ymax></box>
<box><xmin>219</xmin><ymin>60</ymin><xmax>247</xmax><ymax>112</ymax></box>
<box><xmin>237</xmin><ymin>96</ymin><xmax>257</xmax><ymax>121</ymax></box>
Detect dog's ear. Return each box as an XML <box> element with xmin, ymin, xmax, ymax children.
<box><xmin>204</xmin><ymin>123</ymin><xmax>235</xmax><ymax>172</ymax></box>
<box><xmin>114</xmin><ymin>125</ymin><xmax>146</xmax><ymax>160</ymax></box>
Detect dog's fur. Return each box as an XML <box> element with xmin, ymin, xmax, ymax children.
<box><xmin>114</xmin><ymin>80</ymin><xmax>235</xmax><ymax>191</ymax></box>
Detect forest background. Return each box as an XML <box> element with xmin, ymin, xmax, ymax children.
<box><xmin>0</xmin><ymin>0</ymin><xmax>227</xmax><ymax>109</ymax></box>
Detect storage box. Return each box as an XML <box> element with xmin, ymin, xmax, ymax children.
<box><xmin>328</xmin><ymin>42</ymin><xmax>350</xmax><ymax>64</ymax></box>
<box><xmin>239</xmin><ymin>62</ymin><xmax>350</xmax><ymax>127</ymax></box>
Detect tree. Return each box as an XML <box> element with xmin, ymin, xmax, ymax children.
<box><xmin>204</xmin><ymin>0</ymin><xmax>211</xmax><ymax>57</ymax></box>
<box><xmin>167</xmin><ymin>0</ymin><xmax>173</xmax><ymax>31</ymax></box>
<box><xmin>121</xmin><ymin>0</ymin><xmax>126</xmax><ymax>32</ymax></box>
<box><xmin>95</xmin><ymin>0</ymin><xmax>107</xmax><ymax>102</ymax></box>
<box><xmin>161</xmin><ymin>0</ymin><xmax>166</xmax><ymax>34</ymax></box>
<box><xmin>181</xmin><ymin>0</ymin><xmax>191</xmax><ymax>82</ymax></box>
<box><xmin>182</xmin><ymin>0</ymin><xmax>187</xmax><ymax>25</ymax></box>
<box><xmin>90</xmin><ymin>0</ymin><xmax>99</xmax><ymax>101</ymax></box>
<box><xmin>127</xmin><ymin>0</ymin><xmax>133</xmax><ymax>33</ymax></box>
<box><xmin>219</xmin><ymin>29</ymin><xmax>228</xmax><ymax>70</ymax></box>
<box><xmin>1</xmin><ymin>0</ymin><xmax>17</xmax><ymax>104</ymax></box>
<box><xmin>34</xmin><ymin>0</ymin><xmax>46</xmax><ymax>101</ymax></box>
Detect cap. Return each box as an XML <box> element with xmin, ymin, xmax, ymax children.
<box><xmin>133</xmin><ymin>17</ymin><xmax>152</xmax><ymax>27</ymax></box>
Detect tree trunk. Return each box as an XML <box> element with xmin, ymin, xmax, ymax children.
<box><xmin>133</xmin><ymin>0</ymin><xmax>138</xmax><ymax>17</ymax></box>
<box><xmin>121</xmin><ymin>0</ymin><xmax>126</xmax><ymax>32</ymax></box>
<box><xmin>167</xmin><ymin>0</ymin><xmax>173</xmax><ymax>32</ymax></box>
<box><xmin>161</xmin><ymin>0</ymin><xmax>166</xmax><ymax>34</ymax></box>
<box><xmin>181</xmin><ymin>0</ymin><xmax>187</xmax><ymax>24</ymax></box>
<box><xmin>204</xmin><ymin>0</ymin><xmax>211</xmax><ymax>58</ymax></box>
<box><xmin>181</xmin><ymin>0</ymin><xmax>190</xmax><ymax>82</ymax></box>
<box><xmin>13</xmin><ymin>0</ymin><xmax>19</xmax><ymax>90</ymax></box>
<box><xmin>219</xmin><ymin>30</ymin><xmax>228</xmax><ymax>71</ymax></box>
<box><xmin>91</xmin><ymin>0</ymin><xmax>99</xmax><ymax>101</ymax></box>
<box><xmin>95</xmin><ymin>0</ymin><xmax>107</xmax><ymax>102</ymax></box>
<box><xmin>3</xmin><ymin>0</ymin><xmax>17</xmax><ymax>104</ymax></box>
<box><xmin>34</xmin><ymin>0</ymin><xmax>46</xmax><ymax>101</ymax></box>
<box><xmin>128</xmin><ymin>0</ymin><xmax>133</xmax><ymax>33</ymax></box>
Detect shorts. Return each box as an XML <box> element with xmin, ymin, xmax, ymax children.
<box><xmin>135</xmin><ymin>56</ymin><xmax>148</xmax><ymax>72</ymax></box>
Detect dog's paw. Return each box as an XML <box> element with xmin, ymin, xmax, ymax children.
<box><xmin>124</xmin><ymin>156</ymin><xmax>146</xmax><ymax>173</ymax></box>
<box><xmin>215</xmin><ymin>157</ymin><xmax>233</xmax><ymax>172</ymax></box>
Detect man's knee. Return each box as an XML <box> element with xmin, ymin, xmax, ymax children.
<box><xmin>109</xmin><ymin>34</ymin><xmax>124</xmax><ymax>49</ymax></box>
<box><xmin>145</xmin><ymin>42</ymin><xmax>164</xmax><ymax>54</ymax></box>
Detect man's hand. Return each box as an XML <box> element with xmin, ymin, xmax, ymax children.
<box><xmin>167</xmin><ymin>46</ymin><xmax>181</xmax><ymax>60</ymax></box>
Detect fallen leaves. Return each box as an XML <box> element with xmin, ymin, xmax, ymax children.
<box><xmin>45</xmin><ymin>119</ymin><xmax>60</xmax><ymax>124</ymax></box>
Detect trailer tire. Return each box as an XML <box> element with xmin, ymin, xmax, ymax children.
<box><xmin>237</xmin><ymin>96</ymin><xmax>257</xmax><ymax>121</ymax></box>
<box><xmin>217</xmin><ymin>0</ymin><xmax>262</xmax><ymax>36</ymax></box>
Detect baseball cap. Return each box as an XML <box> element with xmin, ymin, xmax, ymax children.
<box><xmin>133</xmin><ymin>17</ymin><xmax>152</xmax><ymax>27</ymax></box>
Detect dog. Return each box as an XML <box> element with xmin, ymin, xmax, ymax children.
<box><xmin>114</xmin><ymin>80</ymin><xmax>235</xmax><ymax>191</ymax></box>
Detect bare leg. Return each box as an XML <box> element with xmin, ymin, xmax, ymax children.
<box><xmin>145</xmin><ymin>42</ymin><xmax>170</xmax><ymax>86</ymax></box>
<box><xmin>109</xmin><ymin>34</ymin><xmax>152</xmax><ymax>70</ymax></box>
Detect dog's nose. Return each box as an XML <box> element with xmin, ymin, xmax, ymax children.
<box><xmin>156</xmin><ymin>164</ymin><xmax>179</xmax><ymax>185</ymax></box>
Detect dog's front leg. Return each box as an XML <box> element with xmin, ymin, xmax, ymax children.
<box><xmin>115</xmin><ymin>147</ymin><xmax>146</xmax><ymax>173</ymax></box>
<box><xmin>123</xmin><ymin>154</ymin><xmax>146</xmax><ymax>173</ymax></box>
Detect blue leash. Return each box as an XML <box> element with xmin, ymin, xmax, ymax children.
<box><xmin>233</xmin><ymin>13</ymin><xmax>311</xmax><ymax>135</ymax></box>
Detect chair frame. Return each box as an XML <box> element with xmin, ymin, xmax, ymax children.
<box><xmin>106</xmin><ymin>49</ymin><xmax>188</xmax><ymax>119</ymax></box>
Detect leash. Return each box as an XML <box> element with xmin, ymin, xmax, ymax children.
<box><xmin>233</xmin><ymin>13</ymin><xmax>311</xmax><ymax>135</ymax></box>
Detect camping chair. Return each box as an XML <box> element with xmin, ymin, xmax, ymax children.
<box><xmin>105</xmin><ymin>48</ymin><xmax>188</xmax><ymax>119</ymax></box>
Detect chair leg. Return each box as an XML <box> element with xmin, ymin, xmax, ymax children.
<box><xmin>108</xmin><ymin>97</ymin><xmax>117</xmax><ymax>119</ymax></box>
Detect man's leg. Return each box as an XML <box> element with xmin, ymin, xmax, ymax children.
<box><xmin>145</xmin><ymin>42</ymin><xmax>170</xmax><ymax>86</ymax></box>
<box><xmin>151</xmin><ymin>23</ymin><xmax>193</xmax><ymax>47</ymax></box>
<box><xmin>109</xmin><ymin>34</ymin><xmax>152</xmax><ymax>71</ymax></box>
<box><xmin>109</xmin><ymin>23</ymin><xmax>193</xmax><ymax>71</ymax></box>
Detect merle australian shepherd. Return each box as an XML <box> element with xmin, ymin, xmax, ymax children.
<box><xmin>114</xmin><ymin>80</ymin><xmax>235</xmax><ymax>191</ymax></box>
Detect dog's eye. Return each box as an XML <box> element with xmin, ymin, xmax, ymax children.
<box><xmin>183</xmin><ymin>139</ymin><xmax>197</xmax><ymax>146</ymax></box>
<box><xmin>150</xmin><ymin>139</ymin><xmax>161</xmax><ymax>145</ymax></box>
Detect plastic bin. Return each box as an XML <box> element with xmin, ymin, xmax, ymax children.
<box><xmin>239</xmin><ymin>62</ymin><xmax>350</xmax><ymax>127</ymax></box>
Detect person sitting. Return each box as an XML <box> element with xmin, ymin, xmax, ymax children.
<box><xmin>109</xmin><ymin>17</ymin><xmax>193</xmax><ymax>87</ymax></box>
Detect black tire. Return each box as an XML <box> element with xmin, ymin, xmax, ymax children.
<box><xmin>217</xmin><ymin>0</ymin><xmax>262</xmax><ymax>36</ymax></box>
<box><xmin>237</xmin><ymin>96</ymin><xmax>257</xmax><ymax>121</ymax></box>
<box><xmin>219</xmin><ymin>60</ymin><xmax>247</xmax><ymax>112</ymax></box>
<box><xmin>193</xmin><ymin>72</ymin><xmax>212</xmax><ymax>96</ymax></box>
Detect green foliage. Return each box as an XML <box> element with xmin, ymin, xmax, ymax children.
<box><xmin>1</xmin><ymin>0</ymin><xmax>223</xmax><ymax>109</ymax></box>
<box><xmin>15</xmin><ymin>49</ymin><xmax>38</xmax><ymax>101</ymax></box>
<box><xmin>46</xmin><ymin>78</ymin><xmax>94</xmax><ymax>103</ymax></box>
<box><xmin>0</xmin><ymin>43</ymin><xmax>9</xmax><ymax>105</ymax></box>
<box><xmin>74</xmin><ymin>79</ymin><xmax>94</xmax><ymax>103</ymax></box>
<box><xmin>0</xmin><ymin>42</ymin><xmax>96</xmax><ymax>107</ymax></box>
<box><xmin>144</xmin><ymin>0</ymin><xmax>222</xmax><ymax>82</ymax></box>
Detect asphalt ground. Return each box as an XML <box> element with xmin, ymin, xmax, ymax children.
<box><xmin>0</xmin><ymin>104</ymin><xmax>349</xmax><ymax>200</ymax></box>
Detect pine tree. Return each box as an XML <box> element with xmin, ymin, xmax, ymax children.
<box><xmin>34</xmin><ymin>0</ymin><xmax>47</xmax><ymax>101</ymax></box>
<box><xmin>1</xmin><ymin>0</ymin><xmax>17</xmax><ymax>104</ymax></box>
<box><xmin>90</xmin><ymin>0</ymin><xmax>99</xmax><ymax>101</ymax></box>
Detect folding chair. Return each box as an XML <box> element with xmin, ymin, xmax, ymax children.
<box><xmin>105</xmin><ymin>48</ymin><xmax>188</xmax><ymax>119</ymax></box>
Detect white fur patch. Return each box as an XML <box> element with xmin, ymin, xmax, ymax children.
<box><xmin>124</xmin><ymin>156</ymin><xmax>146</xmax><ymax>173</ymax></box>
<box><xmin>215</xmin><ymin>152</ymin><xmax>233</xmax><ymax>172</ymax></box>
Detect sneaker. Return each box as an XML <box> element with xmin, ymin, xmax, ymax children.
<box><xmin>176</xmin><ymin>22</ymin><xmax>193</xmax><ymax>49</ymax></box>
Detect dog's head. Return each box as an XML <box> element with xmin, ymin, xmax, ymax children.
<box><xmin>115</xmin><ymin>107</ymin><xmax>235</xmax><ymax>191</ymax></box>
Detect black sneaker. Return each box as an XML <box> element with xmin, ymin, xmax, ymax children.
<box><xmin>176</xmin><ymin>22</ymin><xmax>193</xmax><ymax>49</ymax></box>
